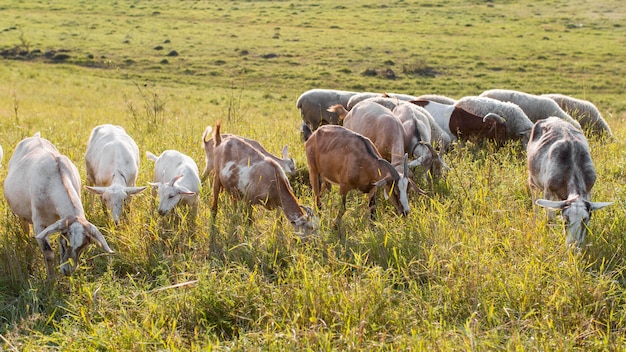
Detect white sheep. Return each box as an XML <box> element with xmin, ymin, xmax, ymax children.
<box><xmin>146</xmin><ymin>150</ymin><xmax>201</xmax><ymax>218</ymax></box>
<box><xmin>297</xmin><ymin>88</ymin><xmax>359</xmax><ymax>133</ymax></box>
<box><xmin>85</xmin><ymin>124</ymin><xmax>147</xmax><ymax>224</ymax></box>
<box><xmin>4</xmin><ymin>133</ymin><xmax>113</xmax><ymax>278</ymax></box>
<box><xmin>542</xmin><ymin>93</ymin><xmax>613</xmax><ymax>138</ymax></box>
<box><xmin>480</xmin><ymin>89</ymin><xmax>582</xmax><ymax>129</ymax></box>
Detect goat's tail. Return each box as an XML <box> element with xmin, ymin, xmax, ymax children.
<box><xmin>213</xmin><ymin>120</ymin><xmax>222</xmax><ymax>148</ymax></box>
<box><xmin>202</xmin><ymin>125</ymin><xmax>213</xmax><ymax>145</ymax></box>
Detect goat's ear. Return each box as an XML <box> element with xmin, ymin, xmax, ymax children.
<box><xmin>85</xmin><ymin>186</ymin><xmax>106</xmax><ymax>195</ymax></box>
<box><xmin>536</xmin><ymin>199</ymin><xmax>567</xmax><ymax>210</ymax></box>
<box><xmin>148</xmin><ymin>182</ymin><xmax>160</xmax><ymax>189</ymax></box>
<box><xmin>87</xmin><ymin>224</ymin><xmax>114</xmax><ymax>254</ymax></box>
<box><xmin>36</xmin><ymin>219</ymin><xmax>65</xmax><ymax>240</ymax></box>
<box><xmin>409</xmin><ymin>155</ymin><xmax>427</xmax><ymax>168</ymax></box>
<box><xmin>373</xmin><ymin>178</ymin><xmax>388</xmax><ymax>187</ymax></box>
<box><xmin>126</xmin><ymin>186</ymin><xmax>148</xmax><ymax>195</ymax></box>
<box><xmin>176</xmin><ymin>185</ymin><xmax>196</xmax><ymax>196</ymax></box>
<box><xmin>590</xmin><ymin>201</ymin><xmax>613</xmax><ymax>211</ymax></box>
<box><xmin>409</xmin><ymin>179</ymin><xmax>428</xmax><ymax>196</ymax></box>
<box><xmin>282</xmin><ymin>145</ymin><xmax>289</xmax><ymax>159</ymax></box>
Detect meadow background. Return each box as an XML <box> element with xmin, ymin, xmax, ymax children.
<box><xmin>0</xmin><ymin>0</ymin><xmax>625</xmax><ymax>350</ymax></box>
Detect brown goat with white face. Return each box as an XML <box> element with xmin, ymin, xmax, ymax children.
<box><xmin>304</xmin><ymin>125</ymin><xmax>417</xmax><ymax>234</ymax></box>
<box><xmin>211</xmin><ymin>121</ymin><xmax>317</xmax><ymax>237</ymax></box>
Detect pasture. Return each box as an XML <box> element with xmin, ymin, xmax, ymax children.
<box><xmin>1</xmin><ymin>0</ymin><xmax>625</xmax><ymax>350</ymax></box>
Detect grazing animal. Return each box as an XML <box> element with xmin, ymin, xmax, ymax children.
<box><xmin>527</xmin><ymin>116</ymin><xmax>612</xmax><ymax>247</ymax></box>
<box><xmin>4</xmin><ymin>133</ymin><xmax>113</xmax><ymax>278</ymax></box>
<box><xmin>410</xmin><ymin>99</ymin><xmax>509</xmax><ymax>144</ymax></box>
<box><xmin>454</xmin><ymin>96</ymin><xmax>535</xmax><ymax>145</ymax></box>
<box><xmin>392</xmin><ymin>103</ymin><xmax>448</xmax><ymax>178</ymax></box>
<box><xmin>304</xmin><ymin>125</ymin><xmax>414</xmax><ymax>231</ymax></box>
<box><xmin>328</xmin><ymin>101</ymin><xmax>409</xmax><ymax>176</ymax></box>
<box><xmin>211</xmin><ymin>121</ymin><xmax>317</xmax><ymax>236</ymax></box>
<box><xmin>542</xmin><ymin>93</ymin><xmax>613</xmax><ymax>137</ymax></box>
<box><xmin>480</xmin><ymin>89</ymin><xmax>582</xmax><ymax>129</ymax></box>
<box><xmin>85</xmin><ymin>124</ymin><xmax>147</xmax><ymax>224</ymax></box>
<box><xmin>200</xmin><ymin>125</ymin><xmax>295</xmax><ymax>182</ymax></box>
<box><xmin>146</xmin><ymin>150</ymin><xmax>201</xmax><ymax>218</ymax></box>
<box><xmin>297</xmin><ymin>88</ymin><xmax>359</xmax><ymax>133</ymax></box>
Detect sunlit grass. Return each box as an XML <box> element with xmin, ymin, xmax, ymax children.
<box><xmin>1</xmin><ymin>0</ymin><xmax>626</xmax><ymax>350</ymax></box>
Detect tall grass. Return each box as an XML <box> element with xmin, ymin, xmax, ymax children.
<box><xmin>1</xmin><ymin>0</ymin><xmax>626</xmax><ymax>350</ymax></box>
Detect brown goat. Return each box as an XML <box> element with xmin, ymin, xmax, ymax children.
<box><xmin>305</xmin><ymin>125</ymin><xmax>414</xmax><ymax>235</ymax></box>
<box><xmin>211</xmin><ymin>121</ymin><xmax>317</xmax><ymax>237</ymax></box>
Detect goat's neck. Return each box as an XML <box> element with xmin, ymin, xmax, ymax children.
<box><xmin>112</xmin><ymin>171</ymin><xmax>128</xmax><ymax>186</ymax></box>
<box><xmin>57</xmin><ymin>174</ymin><xmax>85</xmax><ymax>218</ymax></box>
<box><xmin>275</xmin><ymin>172</ymin><xmax>304</xmax><ymax>221</ymax></box>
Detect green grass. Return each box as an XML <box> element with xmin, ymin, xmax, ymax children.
<box><xmin>1</xmin><ymin>0</ymin><xmax>626</xmax><ymax>350</ymax></box>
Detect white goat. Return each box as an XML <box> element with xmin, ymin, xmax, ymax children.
<box><xmin>146</xmin><ymin>150</ymin><xmax>201</xmax><ymax>218</ymax></box>
<box><xmin>480</xmin><ymin>89</ymin><xmax>582</xmax><ymax>129</ymax></box>
<box><xmin>4</xmin><ymin>133</ymin><xmax>113</xmax><ymax>278</ymax></box>
<box><xmin>527</xmin><ymin>117</ymin><xmax>612</xmax><ymax>247</ymax></box>
<box><xmin>85</xmin><ymin>124</ymin><xmax>147</xmax><ymax>224</ymax></box>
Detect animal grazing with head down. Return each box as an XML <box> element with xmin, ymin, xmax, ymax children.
<box><xmin>527</xmin><ymin>116</ymin><xmax>612</xmax><ymax>247</ymax></box>
<box><xmin>4</xmin><ymin>133</ymin><xmax>113</xmax><ymax>278</ymax></box>
<box><xmin>542</xmin><ymin>93</ymin><xmax>613</xmax><ymax>138</ymax></box>
<box><xmin>211</xmin><ymin>121</ymin><xmax>317</xmax><ymax>237</ymax></box>
<box><xmin>392</xmin><ymin>103</ymin><xmax>449</xmax><ymax>178</ymax></box>
<box><xmin>480</xmin><ymin>89</ymin><xmax>582</xmax><ymax>129</ymax></box>
<box><xmin>147</xmin><ymin>150</ymin><xmax>201</xmax><ymax>219</ymax></box>
<box><xmin>200</xmin><ymin>125</ymin><xmax>295</xmax><ymax>183</ymax></box>
<box><xmin>297</xmin><ymin>88</ymin><xmax>359</xmax><ymax>136</ymax></box>
<box><xmin>85</xmin><ymin>124</ymin><xmax>147</xmax><ymax>224</ymax></box>
<box><xmin>410</xmin><ymin>98</ymin><xmax>510</xmax><ymax>144</ymax></box>
<box><xmin>327</xmin><ymin>100</ymin><xmax>411</xmax><ymax>177</ymax></box>
<box><xmin>304</xmin><ymin>125</ymin><xmax>416</xmax><ymax>236</ymax></box>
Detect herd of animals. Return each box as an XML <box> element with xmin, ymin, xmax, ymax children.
<box><xmin>0</xmin><ymin>88</ymin><xmax>615</xmax><ymax>279</ymax></box>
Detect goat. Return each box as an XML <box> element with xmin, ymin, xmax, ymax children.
<box><xmin>328</xmin><ymin>101</ymin><xmax>409</xmax><ymax>176</ymax></box>
<box><xmin>146</xmin><ymin>150</ymin><xmax>201</xmax><ymax>218</ymax></box>
<box><xmin>211</xmin><ymin>121</ymin><xmax>317</xmax><ymax>236</ymax></box>
<box><xmin>527</xmin><ymin>117</ymin><xmax>612</xmax><ymax>247</ymax></box>
<box><xmin>85</xmin><ymin>124</ymin><xmax>147</xmax><ymax>224</ymax></box>
<box><xmin>305</xmin><ymin>125</ymin><xmax>415</xmax><ymax>233</ymax></box>
<box><xmin>4</xmin><ymin>133</ymin><xmax>113</xmax><ymax>278</ymax></box>
<box><xmin>200</xmin><ymin>125</ymin><xmax>295</xmax><ymax>182</ymax></box>
<box><xmin>392</xmin><ymin>103</ymin><xmax>448</xmax><ymax>178</ymax></box>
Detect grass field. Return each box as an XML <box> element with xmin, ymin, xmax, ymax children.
<box><xmin>1</xmin><ymin>0</ymin><xmax>626</xmax><ymax>350</ymax></box>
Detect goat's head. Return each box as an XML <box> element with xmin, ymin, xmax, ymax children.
<box><xmin>375</xmin><ymin>154</ymin><xmax>411</xmax><ymax>217</ymax></box>
<box><xmin>409</xmin><ymin>142</ymin><xmax>449</xmax><ymax>179</ymax></box>
<box><xmin>536</xmin><ymin>194</ymin><xmax>612</xmax><ymax>247</ymax></box>
<box><xmin>86</xmin><ymin>184</ymin><xmax>147</xmax><ymax>224</ymax></box>
<box><xmin>36</xmin><ymin>215</ymin><xmax>113</xmax><ymax>276</ymax></box>
<box><xmin>291</xmin><ymin>205</ymin><xmax>319</xmax><ymax>237</ymax></box>
<box><xmin>149</xmin><ymin>175</ymin><xmax>196</xmax><ymax>216</ymax></box>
